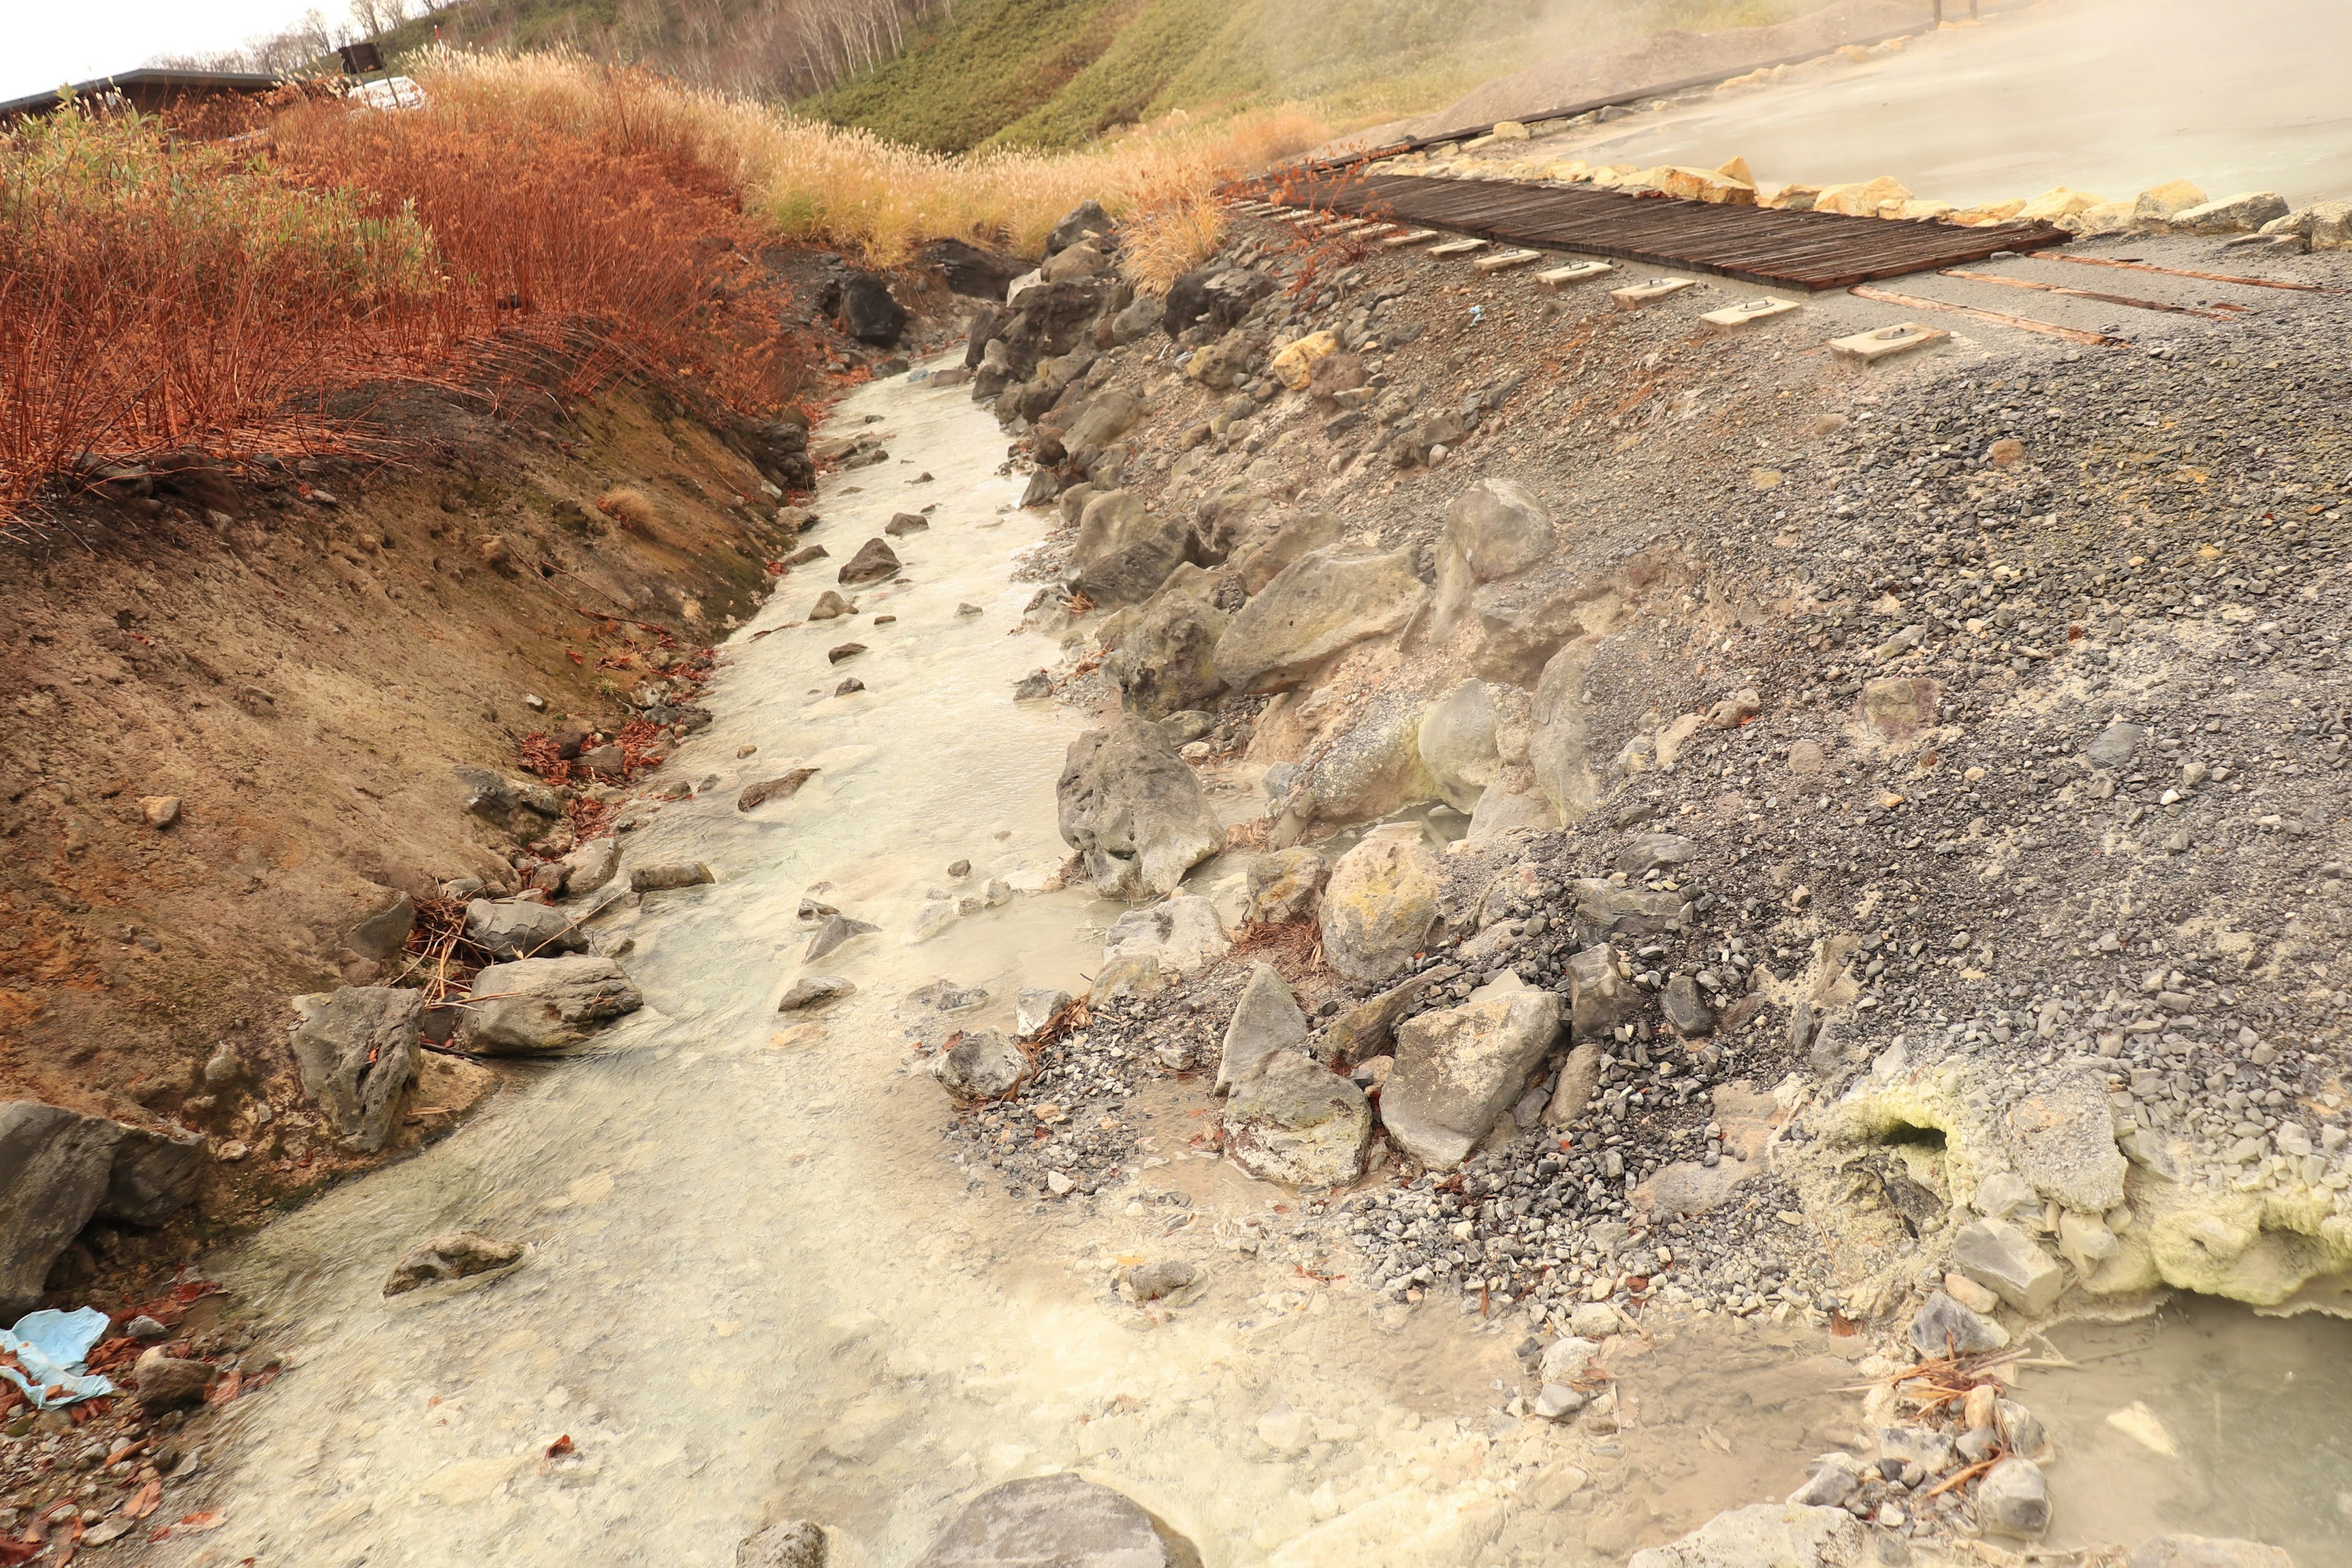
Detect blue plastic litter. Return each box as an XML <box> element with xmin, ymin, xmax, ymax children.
<box><xmin>1</xmin><ymin>1308</ymin><xmax>116</xmax><ymax>1409</ymax></box>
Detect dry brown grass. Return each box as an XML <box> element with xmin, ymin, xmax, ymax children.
<box><xmin>594</xmin><ymin>486</ymin><xmax>664</xmax><ymax>533</ymax></box>
<box><xmin>1120</xmin><ymin>191</ymin><xmax>1230</xmax><ymax>295</ymax></box>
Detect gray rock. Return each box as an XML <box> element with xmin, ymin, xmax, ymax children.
<box><xmin>1542</xmin><ymin>1041</ymin><xmax>1606</xmax><ymax>1128</ymax></box>
<box><xmin>935</xmin><ymin>1029</ymin><xmax>1028</xmax><ymax>1101</ymax></box>
<box><xmin>1570</xmin><ymin>878</ymin><xmax>1688</xmax><ymax>937</ymax></box>
<box><xmin>1159</xmin><ymin>709</ymin><xmax>1215</xmax><ymax>745</ymax></box>
<box><xmin>884</xmin><ymin>511</ymin><xmax>930</xmax><ymax>537</ymax></box>
<box><xmin>1244</xmin><ymin>847</ymin><xmax>1327</xmax><ymax>925</ymax></box>
<box><xmin>1384</xmin><ymin>987</ymin><xmax>1562</xmax><ymax>1168</ymax></box>
<box><xmin>131</xmin><ymin>1348</ymin><xmax>216</xmax><ymax>1414</ymax></box>
<box><xmin>1124</xmin><ymin>1260</ymin><xmax>1197</xmax><ymax>1301</ymax></box>
<box><xmin>1443</xmin><ymin>478</ymin><xmax>1553</xmax><ymax>583</ymax></box>
<box><xmin>1046</xmin><ymin>198</ymin><xmax>1114</xmax><ymax>255</ymax></box>
<box><xmin>1626</xmin><ymin>1502</ymin><xmax>1866</xmax><ymax>1568</ymax></box>
<box><xmin>838</xmin><ymin>538</ymin><xmax>902</xmax><ymax>584</ymax></box>
<box><xmin>1539</xmin><ymin>1335</ymin><xmax>1601</xmax><ymax>1381</ymax></box>
<box><xmin>1071</xmin><ymin>490</ymin><xmax>1189</xmax><ymax>608</ymax></box>
<box><xmin>1787</xmin><ymin>1455</ymin><xmax>1863</xmax><ymax>1508</ymax></box>
<box><xmin>289</xmin><ymin>986</ymin><xmax>423</xmax><ymax>1152</ymax></box>
<box><xmin>1319</xmin><ymin>825</ymin><xmax>1442</xmax><ymax>983</ymax></box>
<box><xmin>2169</xmin><ymin>190</ymin><xmax>2291</xmax><ymax>234</ymax></box>
<box><xmin>2085</xmin><ymin>721</ymin><xmax>2147</xmax><ymax>769</ymax></box>
<box><xmin>1975</xmin><ymin>1456</ymin><xmax>2050</xmax><ymax>1537</ymax></box>
<box><xmin>1016</xmin><ymin>987</ymin><xmax>1074</xmax><ymax>1035</ymax></box>
<box><xmin>1102</xmin><ymin>896</ymin><xmax>1229</xmax><ymax>975</ymax></box>
<box><xmin>1108</xmin><ymin>293</ymin><xmax>1164</xmax><ymax>345</ymax></box>
<box><xmin>806</xmin><ymin>913</ymin><xmax>879</xmax><ymax>960</ymax></box>
<box><xmin>454</xmin><ymin>764</ymin><xmax>517</xmax><ymax>820</ymax></box>
<box><xmin>1532</xmin><ymin>1383</ymin><xmax>1588</xmax><ymax>1421</ymax></box>
<box><xmin>1660</xmin><ymin>975</ymin><xmax>1714</xmax><ymax>1036</ymax></box>
<box><xmin>1013</xmin><ymin>669</ymin><xmax>1054</xmax><ymax>700</ymax></box>
<box><xmin>1066</xmin><ymin>389</ymin><xmax>1143</xmax><ymax>451</ymax></box>
<box><xmin>562</xmin><ymin>837</ymin><xmax>620</xmax><ymax>896</ymax></box>
<box><xmin>1213</xmin><ymin>546</ymin><xmax>1427</xmax><ymax>693</ymax></box>
<box><xmin>1056</xmin><ymin>718</ymin><xmax>1222</xmax><ymax>900</ymax></box>
<box><xmin>911</xmin><ymin>1472</ymin><xmax>1180</xmax><ymax>1568</ymax></box>
<box><xmin>1564</xmin><ymin>946</ymin><xmax>1640</xmax><ymax>1041</ymax></box>
<box><xmin>631</xmin><ymin>862</ymin><xmax>715</xmax><ymax>894</ymax></box>
<box><xmin>345</xmin><ymin>892</ymin><xmax>416</xmax><ymax>962</ymax></box>
<box><xmin>1417</xmin><ymin>679</ymin><xmax>1501</xmax><ymax>812</ymax></box>
<box><xmin>739</xmin><ymin>771</ymin><xmax>819</xmax><ymax>812</ymax></box>
<box><xmin>739</xmin><ymin>1520</ymin><xmax>828</xmax><ymax>1568</ymax></box>
<box><xmin>0</xmin><ymin>1102</ymin><xmax>129</xmax><ymax>1317</ymax></box>
<box><xmin>1229</xmin><ymin>507</ymin><xmax>1343</xmax><ymax>594</ymax></box>
<box><xmin>461</xmin><ymin>956</ymin><xmax>644</xmax><ymax>1054</ymax></box>
<box><xmin>464</xmin><ymin>898</ymin><xmax>585</xmax><ymax>960</ymax></box>
<box><xmin>1618</xmin><ymin>832</ymin><xmax>1698</xmax><ymax>873</ymax></box>
<box><xmin>1316</xmin><ymin>965</ymin><xmax>1455</xmax><ymax>1065</ymax></box>
<box><xmin>383</xmin><ymin>1229</ymin><xmax>525</xmax><ymax>1295</ymax></box>
<box><xmin>101</xmin><ymin>1123</ymin><xmax>206</xmax><ymax>1226</ymax></box>
<box><xmin>1224</xmin><ymin>1050</ymin><xmax>1372</xmax><ymax>1188</ymax></box>
<box><xmin>2128</xmin><ymin>1537</ymin><xmax>2295</xmax><ymax>1568</ymax></box>
<box><xmin>1107</xmin><ymin>585</ymin><xmax>1228</xmax><ymax>720</ymax></box>
<box><xmin>1218</xmin><ymin>963</ymin><xmax>1309</xmax><ymax>1091</ymax></box>
<box><xmin>778</xmin><ymin>976</ymin><xmax>856</xmax><ymax>1011</ymax></box>
<box><xmin>1951</xmin><ymin>1218</ymin><xmax>2065</xmax><ymax>1316</ymax></box>
<box><xmin>810</xmin><ymin>590</ymin><xmax>856</xmax><ymax>620</ymax></box>
<box><xmin>2007</xmin><ymin>1072</ymin><xmax>2128</xmax><ymax>1213</ymax></box>
<box><xmin>1909</xmin><ymin>1291</ymin><xmax>2008</xmax><ymax>1357</ymax></box>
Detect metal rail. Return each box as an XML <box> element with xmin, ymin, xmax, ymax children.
<box><xmin>1267</xmin><ymin>173</ymin><xmax>2070</xmax><ymax>293</ymax></box>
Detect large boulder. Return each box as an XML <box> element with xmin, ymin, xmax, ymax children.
<box><xmin>1444</xmin><ymin>479</ymin><xmax>1553</xmax><ymax>584</ymax></box>
<box><xmin>1045</xmin><ymin>198</ymin><xmax>1114</xmax><ymax>256</ymax></box>
<box><xmin>1319</xmin><ymin>825</ymin><xmax>1442</xmax><ymax>983</ymax></box>
<box><xmin>841</xmin><ymin>273</ymin><xmax>907</xmax><ymax>347</ymax></box>
<box><xmin>1625</xmin><ymin>1504</ymin><xmax>1867</xmax><ymax>1568</ymax></box>
<box><xmin>1417</xmin><ymin>679</ymin><xmax>1501</xmax><ymax>812</ymax></box>
<box><xmin>1276</xmin><ymin>688</ymin><xmax>1442</xmax><ymax>832</ymax></box>
<box><xmin>997</xmin><ymin>279</ymin><xmax>1114</xmax><ymax>379</ymax></box>
<box><xmin>1218</xmin><ymin>963</ymin><xmax>1308</xmax><ymax>1091</ymax></box>
<box><xmin>911</xmin><ymin>1472</ymin><xmax>1185</xmax><ymax>1568</ymax></box>
<box><xmin>461</xmin><ymin>956</ymin><xmax>644</xmax><ymax>1054</ymax></box>
<box><xmin>1229</xmin><ymin>508</ymin><xmax>1343</xmax><ymax>594</ymax></box>
<box><xmin>1064</xmin><ymin>389</ymin><xmax>1142</xmax><ymax>453</ymax></box>
<box><xmin>921</xmin><ymin>237</ymin><xmax>1022</xmax><ymax>300</ymax></box>
<box><xmin>1213</xmin><ymin>547</ymin><xmax>1427</xmax><ymax>693</ymax></box>
<box><xmin>1163</xmin><ymin>265</ymin><xmax>1272</xmax><ymax>338</ymax></box>
<box><xmin>289</xmin><ymin>985</ymin><xmax>423</xmax><ymax>1151</ymax></box>
<box><xmin>2168</xmin><ymin>190</ymin><xmax>2290</xmax><ymax>234</ymax></box>
<box><xmin>1382</xmin><ymin>987</ymin><xmax>1562</xmax><ymax>1169</ymax></box>
<box><xmin>1225</xmin><ymin>1052</ymin><xmax>1372</xmax><ymax>1188</ymax></box>
<box><xmin>1071</xmin><ymin>490</ymin><xmax>1190</xmax><ymax>608</ymax></box>
<box><xmin>1057</xmin><ymin>718</ymin><xmax>1223</xmax><ymax>900</ymax></box>
<box><xmin>1</xmin><ymin>1103</ymin><xmax>204</xmax><ymax>1317</ymax></box>
<box><xmin>1244</xmin><ymin>848</ymin><xmax>1328</xmax><ymax>925</ymax></box>
<box><xmin>463</xmin><ymin>898</ymin><xmax>586</xmax><ymax>961</ymax></box>
<box><xmin>1106</xmin><ymin>585</ymin><xmax>1228</xmax><ymax>720</ymax></box>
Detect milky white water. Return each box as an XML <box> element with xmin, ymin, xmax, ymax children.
<box><xmin>156</xmin><ymin>363</ymin><xmax>2337</xmax><ymax>1567</ymax></box>
<box><xmin>1539</xmin><ymin>0</ymin><xmax>2352</xmax><ymax>207</ymax></box>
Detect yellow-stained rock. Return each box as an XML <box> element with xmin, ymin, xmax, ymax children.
<box><xmin>1815</xmin><ymin>176</ymin><xmax>1912</xmax><ymax>217</ymax></box>
<box><xmin>1268</xmin><ymin>330</ymin><xmax>1338</xmax><ymax>392</ymax></box>
<box><xmin>1950</xmin><ymin>198</ymin><xmax>2027</xmax><ymax>226</ymax></box>
<box><xmin>1318</xmin><ymin>823</ymin><xmax>1442</xmax><ymax>984</ymax></box>
<box><xmin>2132</xmin><ymin>178</ymin><xmax>2207</xmax><ymax>225</ymax></box>
<box><xmin>2016</xmin><ymin>186</ymin><xmax>2106</xmax><ymax>222</ymax></box>
<box><xmin>1764</xmin><ymin>183</ymin><xmax>1822</xmax><ymax>211</ymax></box>
<box><xmin>1715</xmin><ymin>155</ymin><xmax>1755</xmax><ymax>186</ymax></box>
<box><xmin>1655</xmin><ymin>166</ymin><xmax>1757</xmax><ymax>206</ymax></box>
<box><xmin>1892</xmin><ymin>198</ymin><xmax>1959</xmax><ymax>221</ymax></box>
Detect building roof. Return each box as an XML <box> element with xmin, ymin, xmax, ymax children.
<box><xmin>0</xmin><ymin>68</ymin><xmax>281</xmax><ymax>126</ymax></box>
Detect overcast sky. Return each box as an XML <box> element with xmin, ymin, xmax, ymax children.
<box><xmin>4</xmin><ymin>0</ymin><xmax>332</xmax><ymax>104</ymax></box>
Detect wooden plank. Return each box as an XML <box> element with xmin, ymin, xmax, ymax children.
<box><xmin>1471</xmin><ymin>249</ymin><xmax>1544</xmax><ymax>273</ymax></box>
<box><xmin>1938</xmin><ymin>268</ymin><xmax>2237</xmax><ymax>319</ymax></box>
<box><xmin>1829</xmin><ymin>322</ymin><xmax>1951</xmax><ymax>363</ymax></box>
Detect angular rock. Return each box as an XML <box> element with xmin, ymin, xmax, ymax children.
<box><xmin>1787</xmin><ymin>1455</ymin><xmax>1864</xmax><ymax>1509</ymax></box>
<box><xmin>1976</xmin><ymin>1456</ymin><xmax>2050</xmax><ymax>1537</ymax></box>
<box><xmin>1104</xmin><ymin>895</ymin><xmax>1229</xmax><ymax>977</ymax></box>
<box><xmin>1444</xmin><ymin>478</ymin><xmax>1553</xmax><ymax>582</ymax></box>
<box><xmin>2169</xmin><ymin>190</ymin><xmax>2290</xmax><ymax>234</ymax></box>
<box><xmin>1071</xmin><ymin>490</ymin><xmax>1189</xmax><ymax>608</ymax></box>
<box><xmin>2007</xmin><ymin>1072</ymin><xmax>2128</xmax><ymax>1213</ymax></box>
<box><xmin>842</xmin><ymin>273</ymin><xmax>907</xmax><ymax>346</ymax></box>
<box><xmin>1015</xmin><ymin>987</ymin><xmax>1074</xmax><ymax>1035</ymax></box>
<box><xmin>1108</xmin><ymin>293</ymin><xmax>1164</xmax><ymax>345</ymax></box>
<box><xmin>1564</xmin><ymin>946</ymin><xmax>1639</xmax><ymax>1041</ymax></box>
<box><xmin>100</xmin><ymin>1123</ymin><xmax>205</xmax><ymax>1227</ymax></box>
<box><xmin>1106</xmin><ymin>585</ymin><xmax>1228</xmax><ymax>720</ymax></box>
<box><xmin>288</xmin><ymin>986</ymin><xmax>422</xmax><ymax>1152</ymax></box>
<box><xmin>1090</xmin><ymin>954</ymin><xmax>1163</xmax><ymax>1003</ymax></box>
<box><xmin>1244</xmin><ymin>847</ymin><xmax>1328</xmax><ymax>925</ymax></box>
<box><xmin>806</xmin><ymin>913</ymin><xmax>879</xmax><ymax>960</ymax></box>
<box><xmin>1224</xmin><ymin>1051</ymin><xmax>1372</xmax><ymax>1189</ymax></box>
<box><xmin>383</xmin><ymin>1230</ymin><xmax>525</xmax><ymax>1296</ymax></box>
<box><xmin>562</xmin><ymin>836</ymin><xmax>620</xmax><ymax>896</ymax></box>
<box><xmin>1909</xmin><ymin>1291</ymin><xmax>2008</xmax><ymax>1357</ymax></box>
<box><xmin>1218</xmin><ymin>963</ymin><xmax>1309</xmax><ymax>1091</ymax></box>
<box><xmin>1229</xmin><ymin>507</ymin><xmax>1342</xmax><ymax>594</ymax></box>
<box><xmin>1214</xmin><ymin>546</ymin><xmax>1425</xmax><ymax>693</ymax></box>
<box><xmin>911</xmin><ymin>1472</ymin><xmax>1181</xmax><ymax>1568</ymax></box>
<box><xmin>810</xmin><ymin>590</ymin><xmax>856</xmax><ymax>620</ymax></box>
<box><xmin>739</xmin><ymin>1520</ymin><xmax>829</xmax><ymax>1568</ymax></box>
<box><xmin>937</xmin><ymin>1029</ymin><xmax>1028</xmax><ymax>1101</ymax></box>
<box><xmin>1625</xmin><ymin>1503</ymin><xmax>1866</xmax><ymax>1568</ymax></box>
<box><xmin>1543</xmin><ymin>1041</ymin><xmax>1606</xmax><ymax>1128</ymax></box>
<box><xmin>1046</xmin><ymin>198</ymin><xmax>1114</xmax><ymax>255</ymax></box>
<box><xmin>1318</xmin><ymin>825</ymin><xmax>1442</xmax><ymax>983</ymax></box>
<box><xmin>464</xmin><ymin>897</ymin><xmax>585</xmax><ymax>960</ymax></box>
<box><xmin>0</xmin><ymin>1104</ymin><xmax>125</xmax><ymax>1317</ymax></box>
<box><xmin>1056</xmin><ymin>718</ymin><xmax>1222</xmax><ymax>900</ymax></box>
<box><xmin>1315</xmin><ymin>966</ymin><xmax>1454</xmax><ymax>1068</ymax></box>
<box><xmin>1065</xmin><ymin>389</ymin><xmax>1142</xmax><ymax>451</ymax></box>
<box><xmin>1618</xmin><ymin>832</ymin><xmax>1697</xmax><ymax>873</ymax></box>
<box><xmin>461</xmin><ymin>956</ymin><xmax>644</xmax><ymax>1054</ymax></box>
<box><xmin>1570</xmin><ymin>878</ymin><xmax>1687</xmax><ymax>938</ymax></box>
<box><xmin>838</xmin><ymin>538</ymin><xmax>902</xmax><ymax>585</ymax></box>
<box><xmin>345</xmin><ymin>892</ymin><xmax>417</xmax><ymax>962</ymax></box>
<box><xmin>1123</xmin><ymin>1260</ymin><xmax>1197</xmax><ymax>1302</ymax></box>
<box><xmin>1384</xmin><ymin>988</ymin><xmax>1562</xmax><ymax>1169</ymax></box>
<box><xmin>1417</xmin><ymin>679</ymin><xmax>1501</xmax><ymax>812</ymax></box>
<box><xmin>1952</xmin><ymin>1217</ymin><xmax>2065</xmax><ymax>1316</ymax></box>
<box><xmin>778</xmin><ymin>976</ymin><xmax>856</xmax><ymax>1011</ymax></box>
<box><xmin>131</xmin><ymin>1348</ymin><xmax>216</xmax><ymax>1414</ymax></box>
<box><xmin>1660</xmin><ymin>975</ymin><xmax>1714</xmax><ymax>1036</ymax></box>
<box><xmin>2085</xmin><ymin>720</ymin><xmax>2147</xmax><ymax>769</ymax></box>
